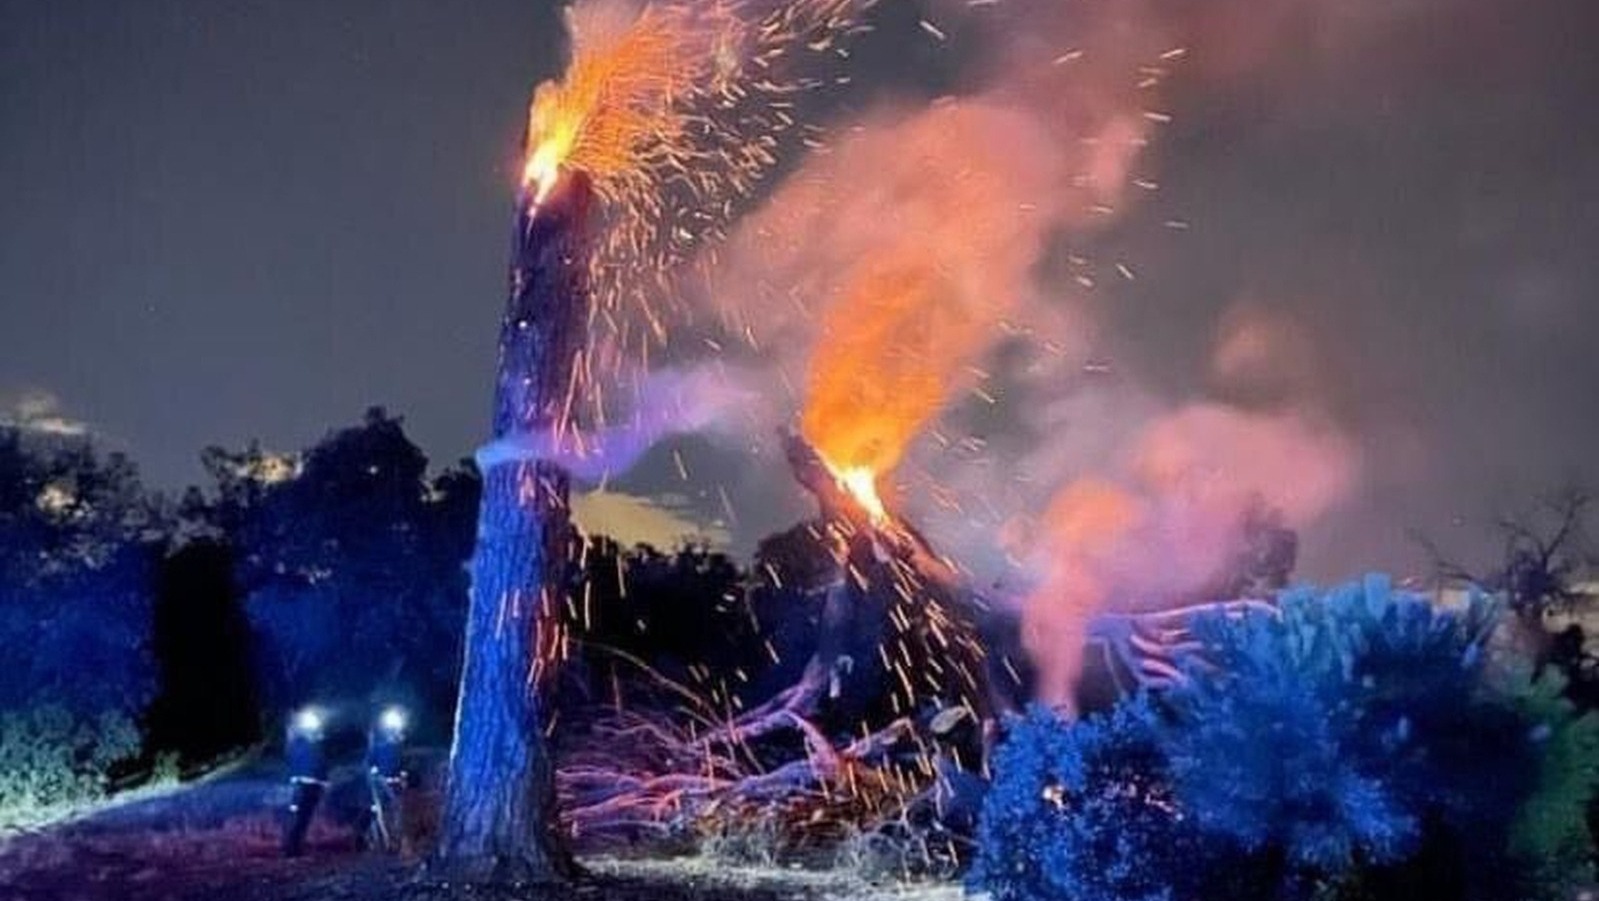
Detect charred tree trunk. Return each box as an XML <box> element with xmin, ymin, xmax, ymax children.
<box><xmin>433</xmin><ymin>176</ymin><xmax>593</xmax><ymax>884</ymax></box>
<box><xmin>775</xmin><ymin>430</ymin><xmax>1001</xmax><ymax>732</ymax></box>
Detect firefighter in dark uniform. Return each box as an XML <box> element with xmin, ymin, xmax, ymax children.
<box><xmin>363</xmin><ymin>706</ymin><xmax>409</xmax><ymax>852</ymax></box>
<box><xmin>281</xmin><ymin>707</ymin><xmax>329</xmax><ymax>857</ymax></box>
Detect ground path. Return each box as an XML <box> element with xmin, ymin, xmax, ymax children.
<box><xmin>0</xmin><ymin>762</ymin><xmax>963</xmax><ymax>901</ymax></box>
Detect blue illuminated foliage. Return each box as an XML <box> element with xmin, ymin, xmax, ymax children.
<box><xmin>971</xmin><ymin>699</ymin><xmax>1200</xmax><ymax>901</ymax></box>
<box><xmin>0</xmin><ymin>425</ymin><xmax>158</xmax><ymax>719</ymax></box>
<box><xmin>197</xmin><ymin>408</ymin><xmax>478</xmax><ymax>718</ymax></box>
<box><xmin>974</xmin><ymin>575</ymin><xmax>1576</xmax><ymax>901</ymax></box>
<box><xmin>1163</xmin><ymin>575</ymin><xmax>1511</xmax><ymax>876</ymax></box>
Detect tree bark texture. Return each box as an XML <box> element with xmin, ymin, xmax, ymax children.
<box><xmin>434</xmin><ymin>175</ymin><xmax>593</xmax><ymax>884</ymax></box>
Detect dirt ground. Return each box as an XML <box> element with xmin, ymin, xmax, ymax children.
<box><xmin>0</xmin><ymin>832</ymin><xmax>958</xmax><ymax>901</ymax></box>
<box><xmin>0</xmin><ymin>766</ymin><xmax>963</xmax><ymax>901</ymax></box>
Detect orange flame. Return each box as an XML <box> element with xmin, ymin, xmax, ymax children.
<box><xmin>799</xmin><ymin>261</ymin><xmax>985</xmax><ymax>523</ymax></box>
<box><xmin>521</xmin><ymin>2</ymin><xmax>728</xmax><ymax>207</ymax></box>
<box><xmin>833</xmin><ymin>463</ymin><xmax>888</xmax><ymax>524</ymax></box>
<box><xmin>516</xmin><ymin>0</ymin><xmax>863</xmax><ymax>407</ymax></box>
<box><xmin>783</xmin><ymin>103</ymin><xmax>1069</xmax><ymax>524</ymax></box>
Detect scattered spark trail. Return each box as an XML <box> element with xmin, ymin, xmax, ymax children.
<box><xmin>521</xmin><ymin>0</ymin><xmax>865</xmax><ymax>406</ymax></box>
<box><xmin>519</xmin><ymin>0</ymin><xmax>1217</xmax><ymax>832</ymax></box>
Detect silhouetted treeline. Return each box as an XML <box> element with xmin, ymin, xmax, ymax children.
<box><xmin>15</xmin><ymin>406</ymin><xmax>1567</xmax><ymax>782</ymax></box>
<box><xmin>0</xmin><ymin>409</ymin><xmax>817</xmax><ymax>771</ymax></box>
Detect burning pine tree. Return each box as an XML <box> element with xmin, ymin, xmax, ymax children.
<box><xmin>434</xmin><ymin>0</ymin><xmax>866</xmax><ymax>883</ymax></box>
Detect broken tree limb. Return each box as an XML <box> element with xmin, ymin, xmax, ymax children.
<box><xmin>556</xmin><ymin>707</ymin><xmax>922</xmax><ymax>843</ymax></box>
<box><xmin>1086</xmin><ymin>598</ymin><xmax>1280</xmax><ymax>692</ymax></box>
<box><xmin>719</xmin><ymin>429</ymin><xmax>1000</xmax><ymax>747</ymax></box>
<box><xmin>551</xmin><ymin>430</ymin><xmax>1006</xmax><ymax>849</ymax></box>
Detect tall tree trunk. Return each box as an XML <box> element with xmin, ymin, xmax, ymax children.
<box><xmin>433</xmin><ymin>175</ymin><xmax>593</xmax><ymax>883</ymax></box>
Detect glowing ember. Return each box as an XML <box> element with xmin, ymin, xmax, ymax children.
<box><xmin>833</xmin><ymin>463</ymin><xmax>887</xmax><ymax>523</ymax></box>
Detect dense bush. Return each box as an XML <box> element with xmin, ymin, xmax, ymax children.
<box><xmin>0</xmin><ymin>707</ymin><xmax>143</xmax><ymax>830</ymax></box>
<box><xmin>973</xmin><ymin>575</ymin><xmax>1598</xmax><ymax>901</ymax></box>
<box><xmin>1504</xmin><ymin>666</ymin><xmax>1599</xmax><ymax>896</ymax></box>
<box><xmin>1164</xmin><ymin>575</ymin><xmax>1526</xmax><ymax>890</ymax></box>
<box><xmin>971</xmin><ymin>698</ymin><xmax>1203</xmax><ymax>901</ymax></box>
<box><xmin>0</xmin><ymin>425</ymin><xmax>158</xmax><ymax>720</ymax></box>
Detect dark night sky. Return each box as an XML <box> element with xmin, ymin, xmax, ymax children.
<box><xmin>1</xmin><ymin>0</ymin><xmax>564</xmax><ymax>482</ymax></box>
<box><xmin>3</xmin><ymin>0</ymin><xmax>1597</xmax><ymax>580</ymax></box>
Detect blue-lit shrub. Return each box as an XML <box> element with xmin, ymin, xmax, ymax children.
<box><xmin>0</xmin><ymin>426</ymin><xmax>158</xmax><ymax>720</ymax></box>
<box><xmin>974</xmin><ymin>575</ymin><xmax>1571</xmax><ymax>901</ymax></box>
<box><xmin>1163</xmin><ymin>575</ymin><xmax>1517</xmax><ymax>880</ymax></box>
<box><xmin>970</xmin><ymin>698</ymin><xmax>1202</xmax><ymax>901</ymax></box>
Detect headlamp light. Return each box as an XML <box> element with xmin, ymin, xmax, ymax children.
<box><xmin>291</xmin><ymin>706</ymin><xmax>326</xmax><ymax>739</ymax></box>
<box><xmin>378</xmin><ymin>705</ymin><xmax>408</xmax><ymax>736</ymax></box>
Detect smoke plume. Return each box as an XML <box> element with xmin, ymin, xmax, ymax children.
<box><xmin>553</xmin><ymin>0</ymin><xmax>1421</xmax><ymax>704</ymax></box>
<box><xmin>1016</xmin><ymin>401</ymin><xmax>1358</xmax><ymax>706</ymax></box>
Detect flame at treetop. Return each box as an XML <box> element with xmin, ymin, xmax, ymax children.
<box><xmin>516</xmin><ymin>0</ymin><xmax>864</xmax><ymax>449</ymax></box>
<box><xmin>784</xmin><ymin>102</ymin><xmax>1068</xmax><ymax>532</ymax></box>
<box><xmin>519</xmin><ymin>0</ymin><xmax>860</xmax><ymax>253</ymax></box>
<box><xmin>521</xmin><ymin>1</ymin><xmax>734</xmax><ymax>209</ymax></box>
<box><xmin>835</xmin><ymin>464</ymin><xmax>888</xmax><ymax>523</ymax></box>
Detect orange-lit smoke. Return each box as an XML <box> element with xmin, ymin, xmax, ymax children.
<box><xmin>1018</xmin><ymin>479</ymin><xmax>1144</xmax><ymax>708</ymax></box>
<box><xmin>1019</xmin><ymin>404</ymin><xmax>1359</xmax><ymax>708</ymax></box>
<box><xmin>558</xmin><ymin>1</ymin><xmax>1389</xmax><ymax>716</ymax></box>
<box><xmin>695</xmin><ymin>0</ymin><xmax>1181</xmax><ymax>515</ymax></box>
<box><xmin>711</xmin><ymin>96</ymin><xmax>1140</xmax><ymax>505</ymax></box>
<box><xmin>680</xmin><ymin>4</ymin><xmax>1367</xmax><ymax>713</ymax></box>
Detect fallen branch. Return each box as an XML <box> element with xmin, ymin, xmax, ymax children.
<box><xmin>554</xmin><ymin>429</ymin><xmax>999</xmax><ymax>851</ymax></box>
<box><xmin>558</xmin><ymin>707</ymin><xmax>923</xmax><ymax>846</ymax></box>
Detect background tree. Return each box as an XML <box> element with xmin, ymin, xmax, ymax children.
<box><xmin>558</xmin><ymin>539</ymin><xmax>758</xmax><ymax>711</ymax></box>
<box><xmin>0</xmin><ymin>423</ymin><xmax>160</xmax><ymax>823</ymax></box>
<box><xmin>1491</xmin><ymin>490</ymin><xmax>1593</xmax><ymax>624</ymax></box>
<box><xmin>1418</xmin><ymin>488</ymin><xmax>1596</xmax><ymax>693</ymax></box>
<box><xmin>143</xmin><ymin>538</ymin><xmax>261</xmax><ymax>769</ymax></box>
<box><xmin>0</xmin><ymin>424</ymin><xmax>159</xmax><ymax>718</ymax></box>
<box><xmin>1419</xmin><ymin>488</ymin><xmax>1593</xmax><ymax>623</ymax></box>
<box><xmin>189</xmin><ymin>408</ymin><xmax>478</xmax><ymax>726</ymax></box>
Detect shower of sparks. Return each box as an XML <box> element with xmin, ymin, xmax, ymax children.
<box><xmin>516</xmin><ymin>2</ymin><xmax>1206</xmax><ymax>837</ymax></box>
<box><xmin>523</xmin><ymin>0</ymin><xmax>871</xmax><ymax>694</ymax></box>
<box><xmin>522</xmin><ymin>0</ymin><xmax>867</xmax><ymax>407</ymax></box>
